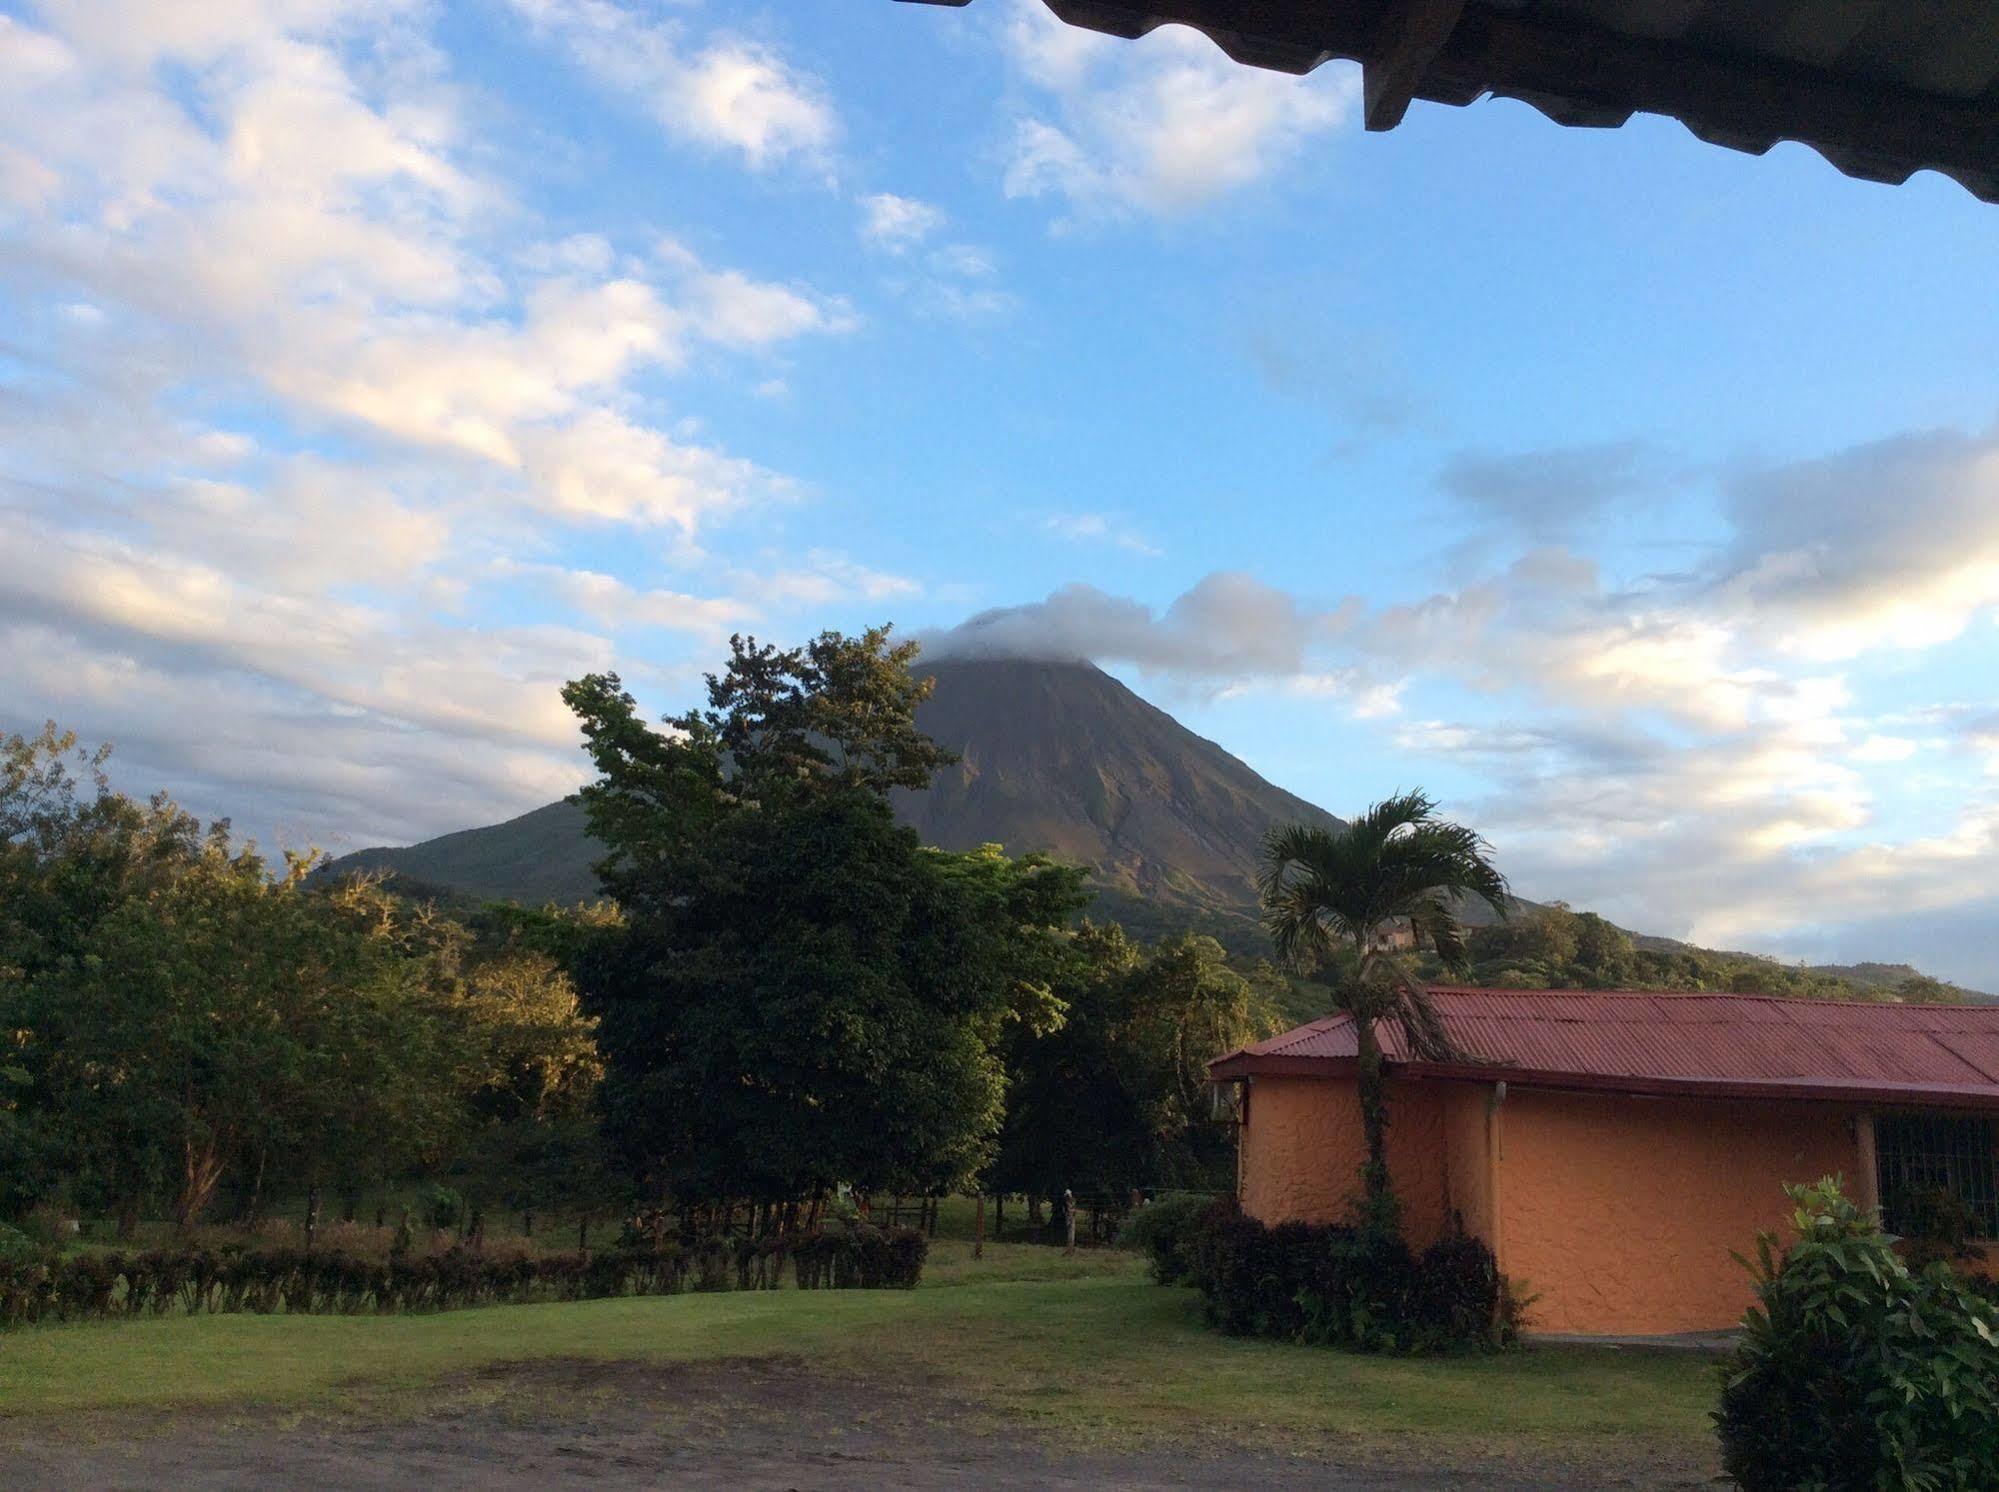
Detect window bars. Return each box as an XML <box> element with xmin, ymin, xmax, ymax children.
<box><xmin>1877</xmin><ymin>1113</ymin><xmax>1999</xmax><ymax>1241</ymax></box>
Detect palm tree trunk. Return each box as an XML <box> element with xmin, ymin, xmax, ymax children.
<box><xmin>1353</xmin><ymin>1015</ymin><xmax>1399</xmax><ymax>1237</ymax></box>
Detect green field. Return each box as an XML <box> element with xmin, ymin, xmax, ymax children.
<box><xmin>0</xmin><ymin>1243</ymin><xmax>1715</xmax><ymax>1465</ymax></box>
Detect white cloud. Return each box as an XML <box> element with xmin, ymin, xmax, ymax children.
<box><xmin>1043</xmin><ymin>512</ymin><xmax>1161</xmax><ymax>557</ymax></box>
<box><xmin>930</xmin><ymin>409</ymin><xmax>1999</xmax><ymax>983</ymax></box>
<box><xmin>0</xmin><ymin>0</ymin><xmax>847</xmax><ymax>854</ymax></box>
<box><xmin>514</xmin><ymin>410</ymin><xmax>783</xmax><ymax>531</ymax></box>
<box><xmin>859</xmin><ymin>197</ymin><xmax>1006</xmax><ymax>320</ymax></box>
<box><xmin>755</xmin><ymin>552</ymin><xmax>923</xmax><ymax>609</ymax></box>
<box><xmin>859</xmin><ymin>192</ymin><xmax>943</xmax><ymax>251</ymax></box>
<box><xmin>1713</xmin><ymin>428</ymin><xmax>1999</xmax><ymax>659</ymax></box>
<box><xmin>1345</xmin><ymin>427</ymin><xmax>1999</xmax><ymax>978</ymax></box>
<box><xmin>506</xmin><ymin>0</ymin><xmax>837</xmax><ymax>172</ymax></box>
<box><xmin>926</xmin><ymin>573</ymin><xmax>1340</xmax><ymax>683</ymax></box>
<box><xmin>689</xmin><ymin>268</ymin><xmax>857</xmax><ymax>345</ymax></box>
<box><xmin>1850</xmin><ymin>735</ymin><xmax>1920</xmax><ymax>764</ymax></box>
<box><xmin>502</xmin><ymin>562</ymin><xmax>744</xmax><ymax>636</ymax></box>
<box><xmin>930</xmin><ymin>243</ymin><xmax>994</xmax><ymax>279</ymax></box>
<box><xmin>996</xmin><ymin>0</ymin><xmax>1355</xmax><ymax>219</ymax></box>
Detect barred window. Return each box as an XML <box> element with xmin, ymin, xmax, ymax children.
<box><xmin>1877</xmin><ymin>1114</ymin><xmax>1999</xmax><ymax>1240</ymax></box>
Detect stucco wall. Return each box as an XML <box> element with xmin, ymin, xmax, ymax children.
<box><xmin>1236</xmin><ymin>1074</ymin><xmax>1871</xmax><ymax>1336</ymax></box>
<box><xmin>1239</xmin><ymin>1074</ymin><xmax>1453</xmax><ymax>1244</ymax></box>
<box><xmin>1439</xmin><ymin>1080</ymin><xmax>1495</xmax><ymax>1240</ymax></box>
<box><xmin>1496</xmin><ymin>1089</ymin><xmax>1862</xmax><ymax>1335</ymax></box>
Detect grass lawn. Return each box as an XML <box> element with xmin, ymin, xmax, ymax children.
<box><xmin>0</xmin><ymin>1242</ymin><xmax>1717</xmax><ymax>1463</ymax></box>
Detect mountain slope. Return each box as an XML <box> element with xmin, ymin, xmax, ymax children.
<box><xmin>326</xmin><ymin>657</ymin><xmax>1339</xmax><ymax>937</ymax></box>
<box><xmin>323</xmin><ymin>657</ymin><xmax>1986</xmax><ymax>995</ymax></box>
<box><xmin>329</xmin><ymin>798</ymin><xmax>600</xmax><ymax>907</ymax></box>
<box><xmin>892</xmin><ymin>658</ymin><xmax>1342</xmax><ymax>917</ymax></box>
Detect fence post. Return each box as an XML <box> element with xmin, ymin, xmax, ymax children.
<box><xmin>305</xmin><ymin>1184</ymin><xmax>321</xmax><ymax>1252</ymax></box>
<box><xmin>1063</xmin><ymin>1187</ymin><xmax>1077</xmax><ymax>1256</ymax></box>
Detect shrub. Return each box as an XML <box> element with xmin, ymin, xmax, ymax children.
<box><xmin>1715</xmin><ymin>1177</ymin><xmax>1999</xmax><ymax>1492</ymax></box>
<box><xmin>18</xmin><ymin>1203</ymin><xmax>71</xmax><ymax>1248</ymax></box>
<box><xmin>793</xmin><ymin>1219</ymin><xmax>927</xmax><ymax>1290</ymax></box>
<box><xmin>1117</xmin><ymin>1193</ymin><xmax>1220</xmax><ymax>1284</ymax></box>
<box><xmin>0</xmin><ymin>1221</ymin><xmax>43</xmax><ymax>1266</ymax></box>
<box><xmin>417</xmin><ymin>1183</ymin><xmax>463</xmax><ymax>1234</ymax></box>
<box><xmin>1180</xmin><ymin>1199</ymin><xmax>1509</xmax><ymax>1354</ymax></box>
<box><xmin>0</xmin><ymin>1220</ymin><xmax>925</xmax><ymax>1332</ymax></box>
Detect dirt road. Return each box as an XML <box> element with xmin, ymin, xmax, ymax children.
<box><xmin>7</xmin><ymin>1357</ymin><xmax>1713</xmax><ymax>1489</ymax></box>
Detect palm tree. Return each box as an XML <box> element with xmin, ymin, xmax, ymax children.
<box><xmin>1258</xmin><ymin>790</ymin><xmax>1509</xmax><ymax>1236</ymax></box>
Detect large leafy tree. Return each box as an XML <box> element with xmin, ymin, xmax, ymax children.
<box><xmin>562</xmin><ymin>626</ymin><xmax>955</xmax><ymax>912</ymax></box>
<box><xmin>20</xmin><ymin>846</ymin><xmax>473</xmax><ymax>1227</ymax></box>
<box><xmin>1258</xmin><ymin>791</ymin><xmax>1508</xmax><ymax>1234</ymax></box>
<box><xmin>2</xmin><ymin>723</ymin><xmax>217</xmax><ymax>1218</ymax></box>
<box><xmin>564</xmin><ymin>630</ymin><xmax>1086</xmax><ymax>1211</ymax></box>
<box><xmin>3</xmin><ymin>723</ymin><xmax>607</xmax><ymax>1229</ymax></box>
<box><xmin>994</xmin><ymin>925</ymin><xmax>1285</xmax><ymax>1204</ymax></box>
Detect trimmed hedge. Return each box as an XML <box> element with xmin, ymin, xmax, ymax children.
<box><xmin>0</xmin><ymin>1222</ymin><xmax>927</xmax><ymax>1329</ymax></box>
<box><xmin>1147</xmin><ymin>1197</ymin><xmax>1515</xmax><ymax>1354</ymax></box>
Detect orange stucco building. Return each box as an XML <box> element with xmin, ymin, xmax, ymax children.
<box><xmin>1210</xmin><ymin>989</ymin><xmax>1999</xmax><ymax>1336</ymax></box>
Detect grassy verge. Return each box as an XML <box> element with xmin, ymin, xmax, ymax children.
<box><xmin>0</xmin><ymin>1242</ymin><xmax>1716</xmax><ymax>1460</ymax></box>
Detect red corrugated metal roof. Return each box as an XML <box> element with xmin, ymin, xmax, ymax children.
<box><xmin>1208</xmin><ymin>987</ymin><xmax>1999</xmax><ymax>1110</ymax></box>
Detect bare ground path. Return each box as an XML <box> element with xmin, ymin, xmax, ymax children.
<box><xmin>8</xmin><ymin>1357</ymin><xmax>1711</xmax><ymax>1490</ymax></box>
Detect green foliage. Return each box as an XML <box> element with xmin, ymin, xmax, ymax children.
<box><xmin>0</xmin><ymin>1221</ymin><xmax>39</xmax><ymax>1266</ymax></box>
<box><xmin>416</xmin><ymin>1183</ymin><xmax>464</xmax><ymax>1233</ymax></box>
<box><xmin>1116</xmin><ymin>1192</ymin><xmax>1216</xmax><ymax>1283</ymax></box>
<box><xmin>1456</xmin><ymin>903</ymin><xmax>1979</xmax><ymax>1002</ymax></box>
<box><xmin>1715</xmin><ymin>1177</ymin><xmax>1999</xmax><ymax>1492</ymax></box>
<box><xmin>562</xmin><ymin>628</ymin><xmax>957</xmax><ymax>910</ymax></box>
<box><xmin>1179</xmin><ymin>1199</ymin><xmax>1513</xmax><ymax>1355</ymax></box>
<box><xmin>583</xmin><ymin>792</ymin><xmax>1085</xmax><ymax>1203</ymax></box>
<box><xmin>1</xmin><ymin>721</ymin><xmax>610</xmax><ymax>1231</ymax></box>
<box><xmin>566</xmin><ymin>631</ymin><xmax>1089</xmax><ymax>1206</ymax></box>
<box><xmin>994</xmin><ymin>924</ymin><xmax>1283</xmax><ymax>1201</ymax></box>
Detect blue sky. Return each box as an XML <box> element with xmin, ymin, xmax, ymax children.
<box><xmin>4</xmin><ymin>0</ymin><xmax>1999</xmax><ymax>985</ymax></box>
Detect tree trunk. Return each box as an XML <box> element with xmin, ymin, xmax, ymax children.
<box><xmin>177</xmin><ymin>1137</ymin><xmax>227</xmax><ymax>1232</ymax></box>
<box><xmin>1354</xmin><ymin>1016</ymin><xmax>1398</xmax><ymax>1236</ymax></box>
<box><xmin>243</xmin><ymin>1144</ymin><xmax>267</xmax><ymax>1225</ymax></box>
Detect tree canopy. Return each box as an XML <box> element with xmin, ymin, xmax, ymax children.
<box><xmin>994</xmin><ymin>924</ymin><xmax>1284</xmax><ymax>1202</ymax></box>
<box><xmin>0</xmin><ymin>722</ymin><xmax>604</xmax><ymax>1229</ymax></box>
<box><xmin>564</xmin><ymin>630</ymin><xmax>1088</xmax><ymax>1207</ymax></box>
